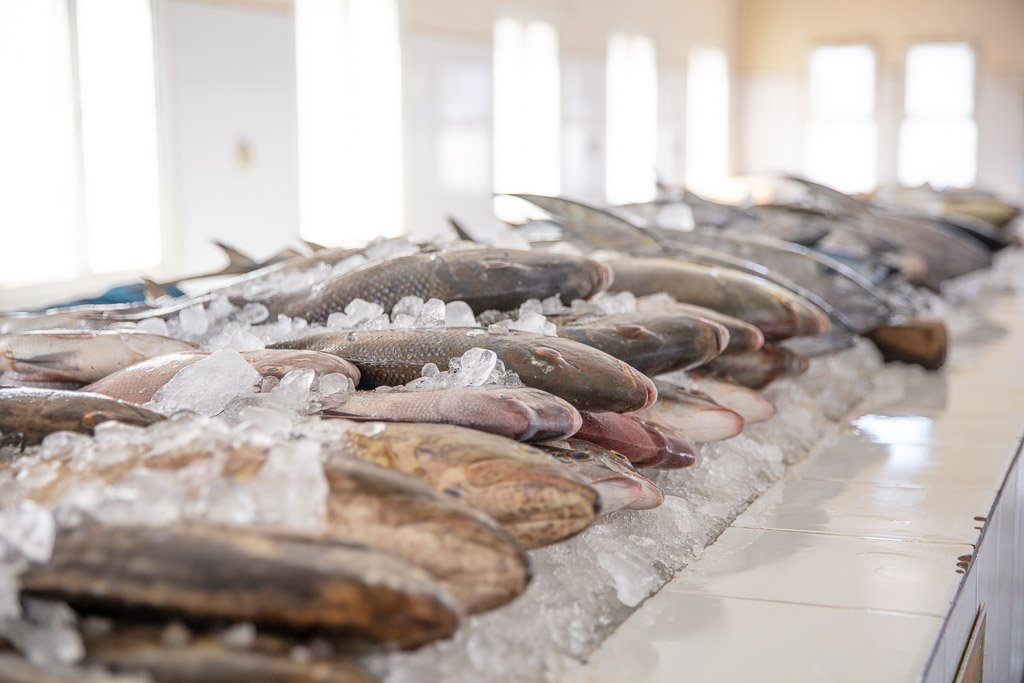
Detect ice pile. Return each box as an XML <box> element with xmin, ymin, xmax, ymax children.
<box><xmin>399</xmin><ymin>348</ymin><xmax>523</xmax><ymax>390</ymax></box>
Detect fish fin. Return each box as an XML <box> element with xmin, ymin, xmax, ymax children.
<box><xmin>446</xmin><ymin>216</ymin><xmax>476</xmax><ymax>242</ymax></box>
<box><xmin>11</xmin><ymin>351</ymin><xmax>77</xmax><ymax>370</ymax></box>
<box><xmin>320</xmin><ymin>411</ymin><xmax>377</xmax><ymax>421</ymax></box>
<box><xmin>141</xmin><ymin>278</ymin><xmax>174</xmax><ymax>301</ymax></box>
<box><xmin>212</xmin><ymin>241</ymin><xmax>259</xmax><ymax>273</ymax></box>
<box><xmin>302</xmin><ymin>239</ymin><xmax>328</xmax><ymax>252</ymax></box>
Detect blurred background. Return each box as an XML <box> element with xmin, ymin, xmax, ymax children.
<box><xmin>2</xmin><ymin>0</ymin><xmax>1022</xmax><ymax>308</ymax></box>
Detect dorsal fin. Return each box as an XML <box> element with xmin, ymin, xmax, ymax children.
<box><xmin>140</xmin><ymin>277</ymin><xmax>173</xmax><ymax>301</ymax></box>
<box><xmin>302</xmin><ymin>239</ymin><xmax>328</xmax><ymax>252</ymax></box>
<box><xmin>446</xmin><ymin>216</ymin><xmax>476</xmax><ymax>242</ymax></box>
<box><xmin>212</xmin><ymin>241</ymin><xmax>259</xmax><ymax>273</ymax></box>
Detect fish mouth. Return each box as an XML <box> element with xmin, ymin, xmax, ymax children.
<box><xmin>624</xmin><ymin>474</ymin><xmax>665</xmax><ymax>510</ymax></box>
<box><xmin>622</xmin><ymin>364</ymin><xmax>658</xmax><ymax>410</ymax></box>
<box><xmin>592</xmin><ymin>478</ymin><xmax>644</xmax><ymax>514</ymax></box>
<box><xmin>593</xmin><ymin>261</ymin><xmax>615</xmax><ymax>296</ymax></box>
<box><xmin>506</xmin><ymin>393</ymin><xmax>583</xmax><ymax>442</ymax></box>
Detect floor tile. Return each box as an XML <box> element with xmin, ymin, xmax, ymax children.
<box><xmin>663</xmin><ymin>527</ymin><xmax>969</xmax><ymax>618</ymax></box>
<box><xmin>584</xmin><ymin>593</ymin><xmax>943</xmax><ymax>683</ymax></box>
<box><xmin>794</xmin><ymin>430</ymin><xmax>1012</xmax><ymax>490</ymax></box>
<box><xmin>733</xmin><ymin>477</ymin><xmax>994</xmax><ymax>544</ymax></box>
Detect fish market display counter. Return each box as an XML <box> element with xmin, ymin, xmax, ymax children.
<box><xmin>583</xmin><ymin>288</ymin><xmax>1024</xmax><ymax>682</ymax></box>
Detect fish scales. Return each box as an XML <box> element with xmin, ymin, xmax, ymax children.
<box><xmin>272</xmin><ymin>329</ymin><xmax>655</xmax><ymax>413</ymax></box>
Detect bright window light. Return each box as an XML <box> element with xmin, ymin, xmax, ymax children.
<box><xmin>0</xmin><ymin>0</ymin><xmax>80</xmax><ymax>286</ymax></box>
<box><xmin>76</xmin><ymin>0</ymin><xmax>162</xmax><ymax>274</ymax></box>
<box><xmin>296</xmin><ymin>0</ymin><xmax>404</xmax><ymax>246</ymax></box>
<box><xmin>493</xmin><ymin>17</ymin><xmax>560</xmax><ymax>221</ymax></box>
<box><xmin>804</xmin><ymin>44</ymin><xmax>877</xmax><ymax>193</ymax></box>
<box><xmin>898</xmin><ymin>43</ymin><xmax>976</xmax><ymax>188</ymax></box>
<box><xmin>685</xmin><ymin>47</ymin><xmax>729</xmax><ymax>196</ymax></box>
<box><xmin>605</xmin><ymin>33</ymin><xmax>658</xmax><ymax>205</ymax></box>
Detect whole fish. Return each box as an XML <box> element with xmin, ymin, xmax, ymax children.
<box><xmin>82</xmin><ymin>350</ymin><xmax>361</xmax><ymax>404</ymax></box>
<box><xmin>321</xmin><ymin>386</ymin><xmax>581</xmax><ymax>442</ymax></box>
<box><xmin>551</xmin><ymin>311</ymin><xmax>728</xmax><ymax>376</ymax></box>
<box><xmin>272</xmin><ymin>329</ymin><xmax>656</xmax><ymax>413</ymax></box>
<box><xmin>261</xmin><ymin>249</ymin><xmax>612</xmax><ymax>324</ymax></box>
<box><xmin>4</xmin><ymin>440</ymin><xmax>527</xmax><ymax>616</ymax></box>
<box><xmin>701</xmin><ymin>344</ymin><xmax>809</xmax><ymax>389</ymax></box>
<box><xmin>0</xmin><ymin>388</ymin><xmax>164</xmax><ymax>448</ymax></box>
<box><xmin>607</xmin><ymin>257</ymin><xmax>830</xmax><ymax>341</ymax></box>
<box><xmin>635</xmin><ymin>295</ymin><xmax>765</xmax><ymax>353</ymax></box>
<box><xmin>658</xmin><ymin>373</ymin><xmax>775</xmax><ymax>424</ymax></box>
<box><xmin>636</xmin><ymin>383</ymin><xmax>745</xmax><ymax>442</ymax></box>
<box><xmin>0</xmin><ymin>330</ymin><xmax>196</xmax><ymax>386</ymax></box>
<box><xmin>19</xmin><ymin>523</ymin><xmax>459</xmax><ymax>649</ymax></box>
<box><xmin>84</xmin><ymin>630</ymin><xmax>376</xmax><ymax>683</ymax></box>
<box><xmin>323</xmin><ymin>422</ymin><xmax>599</xmax><ymax>549</ymax></box>
<box><xmin>543</xmin><ymin>439</ymin><xmax>664</xmax><ymax>512</ymax></box>
<box><xmin>574</xmin><ymin>411</ymin><xmax>697</xmax><ymax>469</ymax></box>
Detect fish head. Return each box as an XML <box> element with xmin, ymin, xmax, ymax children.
<box><xmin>485</xmin><ymin>388</ymin><xmax>583</xmax><ymax>441</ymax></box>
<box><xmin>551</xmin><ymin>440</ymin><xmax>664</xmax><ymax>512</ymax></box>
<box><xmin>635</xmin><ymin>417</ymin><xmax>698</xmax><ymax>469</ymax></box>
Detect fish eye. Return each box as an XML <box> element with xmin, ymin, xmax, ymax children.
<box><xmin>570</xmin><ymin>451</ymin><xmax>589</xmax><ymax>460</ymax></box>
<box><xmin>82</xmin><ymin>411</ymin><xmax>111</xmax><ymax>429</ymax></box>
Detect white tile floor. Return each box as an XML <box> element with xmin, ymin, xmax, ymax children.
<box><xmin>584</xmin><ymin>293</ymin><xmax>1024</xmax><ymax>682</ymax></box>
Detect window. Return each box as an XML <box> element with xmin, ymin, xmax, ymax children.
<box><xmin>685</xmin><ymin>47</ymin><xmax>730</xmax><ymax>196</ymax></box>
<box><xmin>295</xmin><ymin>0</ymin><xmax>404</xmax><ymax>245</ymax></box>
<box><xmin>898</xmin><ymin>42</ymin><xmax>976</xmax><ymax>188</ymax></box>
<box><xmin>605</xmin><ymin>33</ymin><xmax>658</xmax><ymax>205</ymax></box>
<box><xmin>493</xmin><ymin>17</ymin><xmax>560</xmax><ymax>221</ymax></box>
<box><xmin>0</xmin><ymin>0</ymin><xmax>161</xmax><ymax>287</ymax></box>
<box><xmin>805</xmin><ymin>44</ymin><xmax>877</xmax><ymax>193</ymax></box>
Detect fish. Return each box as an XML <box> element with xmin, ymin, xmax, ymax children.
<box><xmin>19</xmin><ymin>523</ymin><xmax>460</xmax><ymax>650</ymax></box>
<box><xmin>0</xmin><ymin>388</ymin><xmax>164</xmax><ymax>448</ymax></box>
<box><xmin>5</xmin><ymin>440</ymin><xmax>527</xmax><ymax>616</ymax></box>
<box><xmin>504</xmin><ymin>194</ymin><xmax>665</xmax><ymax>254</ymax></box>
<box><xmin>82</xmin><ymin>350</ymin><xmax>361</xmax><ymax>405</ymax></box>
<box><xmin>0</xmin><ymin>654</ymin><xmax>134</xmax><ymax>683</ymax></box>
<box><xmin>636</xmin><ymin>383</ymin><xmax>745</xmax><ymax>442</ymax></box>
<box><xmin>272</xmin><ymin>329</ymin><xmax>656</xmax><ymax>413</ymax></box>
<box><xmin>700</xmin><ymin>344</ymin><xmax>809</xmax><ymax>390</ymax></box>
<box><xmin>635</xmin><ymin>295</ymin><xmax>765</xmax><ymax>353</ymax></box>
<box><xmin>261</xmin><ymin>249</ymin><xmax>613</xmax><ymax>324</ymax></box>
<box><xmin>551</xmin><ymin>311</ymin><xmax>728</xmax><ymax>376</ymax></box>
<box><xmin>658</xmin><ymin>373</ymin><xmax>775</xmax><ymax>424</ymax></box>
<box><xmin>573</xmin><ymin>411</ymin><xmax>697</xmax><ymax>469</ymax></box>
<box><xmin>607</xmin><ymin>257</ymin><xmax>830</xmax><ymax>341</ymax></box>
<box><xmin>324</xmin><ymin>422</ymin><xmax>599</xmax><ymax>549</ymax></box>
<box><xmin>640</xmin><ymin>229</ymin><xmax>898</xmax><ymax>334</ymax></box>
<box><xmin>321</xmin><ymin>386</ymin><xmax>581</xmax><ymax>442</ymax></box>
<box><xmin>0</xmin><ymin>330</ymin><xmax>197</xmax><ymax>386</ymax></box>
<box><xmin>84</xmin><ymin>629</ymin><xmax>377</xmax><ymax>683</ymax></box>
<box><xmin>542</xmin><ymin>439</ymin><xmax>664</xmax><ymax>512</ymax></box>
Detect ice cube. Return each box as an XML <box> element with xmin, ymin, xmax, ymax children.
<box><xmin>327</xmin><ymin>312</ymin><xmax>353</xmax><ymax>329</ymax></box>
<box><xmin>0</xmin><ymin>599</ymin><xmax>84</xmax><ymax>665</ymax></box>
<box><xmin>150</xmin><ymin>349</ymin><xmax>261</xmax><ymax>417</ymax></box>
<box><xmin>453</xmin><ymin>348</ymin><xmax>498</xmax><ymax>387</ymax></box>
<box><xmin>541</xmin><ymin>294</ymin><xmax>570</xmax><ymax>315</ymax></box>
<box><xmin>415</xmin><ymin>298</ymin><xmax>446</xmax><ymax>327</ymax></box>
<box><xmin>246</xmin><ymin>440</ymin><xmax>328</xmax><ymax>531</ymax></box>
<box><xmin>135</xmin><ymin>316</ymin><xmax>170</xmax><ymax>335</ymax></box>
<box><xmin>391</xmin><ymin>313</ymin><xmax>417</xmax><ymax>329</ymax></box>
<box><xmin>221</xmin><ymin>622</ymin><xmax>257</xmax><ymax>649</ymax></box>
<box><xmin>236</xmin><ymin>303</ymin><xmax>270</xmax><ymax>325</ymax></box>
<box><xmin>316</xmin><ymin>373</ymin><xmax>355</xmax><ymax>396</ymax></box>
<box><xmin>488</xmin><ymin>322</ymin><xmax>510</xmax><ymax>334</ymax></box>
<box><xmin>178</xmin><ymin>304</ymin><xmax>209</xmax><ymax>336</ymax></box>
<box><xmin>359</xmin><ymin>314</ymin><xmax>391</xmax><ymax>330</ymax></box>
<box><xmin>509</xmin><ymin>311</ymin><xmax>556</xmax><ymax>336</ymax></box>
<box><xmin>207</xmin><ymin>323</ymin><xmax>265</xmax><ymax>352</ymax></box>
<box><xmin>518</xmin><ymin>299</ymin><xmax>543</xmax><ymax>316</ymax></box>
<box><xmin>266</xmin><ymin>369</ymin><xmax>316</xmax><ymax>413</ymax></box>
<box><xmin>0</xmin><ymin>500</ymin><xmax>55</xmax><ymax>564</ymax></box>
<box><xmin>445</xmin><ymin>301</ymin><xmax>479</xmax><ymax>328</ymax></box>
<box><xmin>344</xmin><ymin>299</ymin><xmax>385</xmax><ymax>326</ymax></box>
<box><xmin>392</xmin><ymin>295</ymin><xmax>425</xmax><ymax>319</ymax></box>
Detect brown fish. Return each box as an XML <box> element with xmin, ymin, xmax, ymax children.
<box><xmin>0</xmin><ymin>330</ymin><xmax>196</xmax><ymax>385</ymax></box>
<box><xmin>0</xmin><ymin>388</ymin><xmax>164</xmax><ymax>448</ymax></box>
<box><xmin>638</xmin><ymin>382</ymin><xmax>745</xmax><ymax>442</ymax></box>
<box><xmin>82</xmin><ymin>350</ymin><xmax>361</xmax><ymax>404</ymax></box>
<box><xmin>543</xmin><ymin>439</ymin><xmax>664</xmax><ymax>512</ymax></box>
<box><xmin>20</xmin><ymin>523</ymin><xmax>459</xmax><ymax>650</ymax></box>
<box><xmin>552</xmin><ymin>311</ymin><xmax>728</xmax><ymax>376</ymax></box>
<box><xmin>608</xmin><ymin>257</ymin><xmax>830</xmax><ymax>341</ymax></box>
<box><xmin>321</xmin><ymin>386</ymin><xmax>581</xmax><ymax>442</ymax></box>
<box><xmin>262</xmin><ymin>249</ymin><xmax>612</xmax><ymax>324</ymax></box>
<box><xmin>701</xmin><ymin>344</ymin><xmax>809</xmax><ymax>389</ymax></box>
<box><xmin>325</xmin><ymin>422</ymin><xmax>599</xmax><ymax>549</ymax></box>
<box><xmin>635</xmin><ymin>295</ymin><xmax>765</xmax><ymax>353</ymax></box>
<box><xmin>574</xmin><ymin>411</ymin><xmax>698</xmax><ymax>469</ymax></box>
<box><xmin>272</xmin><ymin>329</ymin><xmax>656</xmax><ymax>413</ymax></box>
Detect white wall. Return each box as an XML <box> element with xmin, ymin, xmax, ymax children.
<box><xmin>163</xmin><ymin>0</ymin><xmax>300</xmax><ymax>273</ymax></box>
